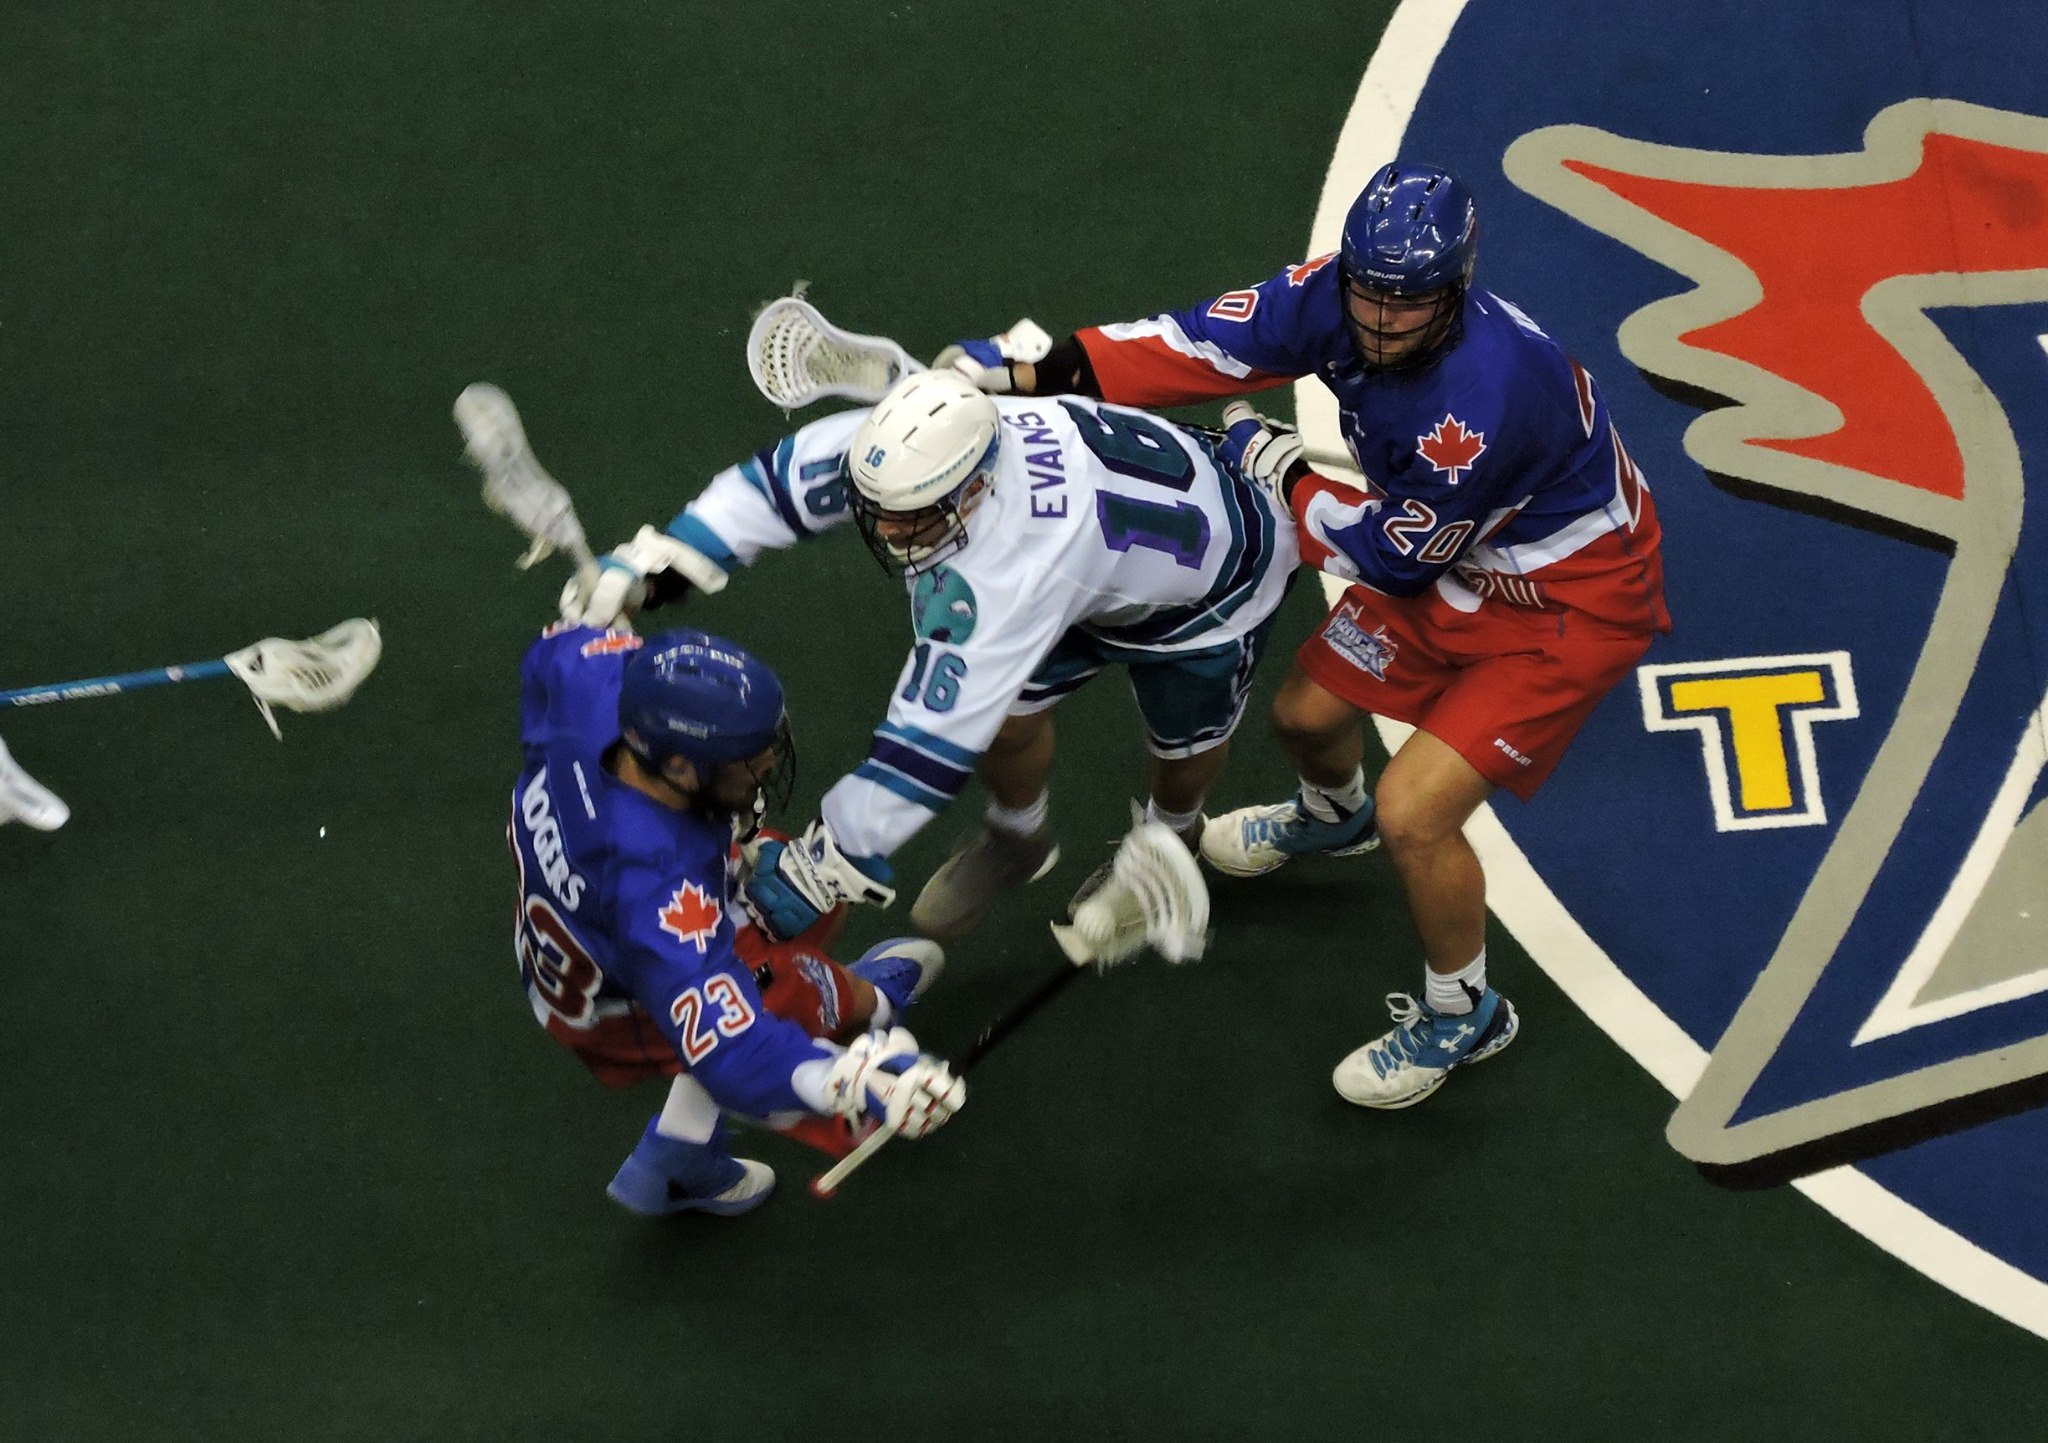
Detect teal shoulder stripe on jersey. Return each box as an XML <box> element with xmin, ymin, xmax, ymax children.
<box><xmin>855</xmin><ymin>760</ymin><xmax>951</xmax><ymax>812</ymax></box>
<box><xmin>742</xmin><ymin>438</ymin><xmax>806</xmax><ymax>534</ymax></box>
<box><xmin>665</xmin><ymin>512</ymin><xmax>740</xmax><ymax>572</ymax></box>
<box><xmin>877</xmin><ymin>719</ymin><xmax>979</xmax><ymax>769</ymax></box>
<box><xmin>1093</xmin><ymin>462</ymin><xmax>1273</xmax><ymax>647</ymax></box>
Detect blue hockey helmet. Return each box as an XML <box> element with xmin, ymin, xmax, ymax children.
<box><xmin>1338</xmin><ymin>162</ymin><xmax>1478</xmax><ymax>368</ymax></box>
<box><xmin>618</xmin><ymin>629</ymin><xmax>795</xmax><ymax>812</ymax></box>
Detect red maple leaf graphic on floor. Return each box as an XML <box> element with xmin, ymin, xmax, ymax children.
<box><xmin>657</xmin><ymin>880</ymin><xmax>722</xmax><ymax>952</ymax></box>
<box><xmin>1417</xmin><ymin>414</ymin><xmax>1487</xmax><ymax>484</ymax></box>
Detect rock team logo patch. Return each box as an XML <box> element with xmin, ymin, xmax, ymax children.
<box><xmin>1321</xmin><ymin>0</ymin><xmax>2048</xmax><ymax>1331</ymax></box>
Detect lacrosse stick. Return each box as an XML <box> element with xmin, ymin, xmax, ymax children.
<box><xmin>811</xmin><ymin>821</ymin><xmax>1210</xmax><ymax>1199</ymax></box>
<box><xmin>454</xmin><ymin>383</ymin><xmax>601</xmax><ymax>581</ymax></box>
<box><xmin>809</xmin><ymin>956</ymin><xmax>1085</xmax><ymax>1200</ymax></box>
<box><xmin>0</xmin><ymin>737</ymin><xmax>69</xmax><ymax>831</ymax></box>
<box><xmin>0</xmin><ymin>619</ymin><xmax>382</xmax><ymax>740</ymax></box>
<box><xmin>747</xmin><ymin>288</ymin><xmax>925</xmax><ymax>411</ymax></box>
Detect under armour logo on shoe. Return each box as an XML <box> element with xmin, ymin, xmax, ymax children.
<box><xmin>1438</xmin><ymin>1023</ymin><xmax>1477</xmax><ymax>1053</ymax></box>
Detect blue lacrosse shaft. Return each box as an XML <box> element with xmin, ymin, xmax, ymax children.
<box><xmin>1</xmin><ymin>657</ymin><xmax>231</xmax><ymax>707</ymax></box>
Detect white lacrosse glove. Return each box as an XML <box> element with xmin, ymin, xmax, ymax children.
<box><xmin>560</xmin><ymin>523</ymin><xmax>731</xmax><ymax>629</ymax></box>
<box><xmin>743</xmin><ymin>818</ymin><xmax>898</xmax><ymax>941</ymax></box>
<box><xmin>1052</xmin><ymin>820</ymin><xmax>1210</xmax><ymax>966</ymax></box>
<box><xmin>823</xmin><ymin>1026</ymin><xmax>966</xmax><ymax>1139</ymax></box>
<box><xmin>0</xmin><ymin>737</ymin><xmax>69</xmax><ymax>832</ymax></box>
<box><xmin>1217</xmin><ymin>401</ymin><xmax>1310</xmax><ymax>504</ymax></box>
<box><xmin>932</xmin><ymin>319</ymin><xmax>1054</xmax><ymax>394</ymax></box>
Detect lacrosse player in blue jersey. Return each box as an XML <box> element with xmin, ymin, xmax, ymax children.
<box><xmin>937</xmin><ymin>161</ymin><xmax>1670</xmax><ymax>1109</ymax></box>
<box><xmin>509</xmin><ymin>622</ymin><xmax>963</xmax><ymax>1216</ymax></box>
<box><xmin>564</xmin><ymin>370</ymin><xmax>1295</xmax><ymax>948</ymax></box>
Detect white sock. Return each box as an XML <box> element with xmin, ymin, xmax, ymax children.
<box><xmin>986</xmin><ymin>790</ymin><xmax>1050</xmax><ymax>836</ymax></box>
<box><xmin>654</xmin><ymin>1074</ymin><xmax>721</xmax><ymax>1143</ymax></box>
<box><xmin>1299</xmin><ymin>766</ymin><xmax>1368</xmax><ymax>823</ymax></box>
<box><xmin>1425</xmin><ymin>951</ymin><xmax>1488</xmax><ymax>1016</ymax></box>
<box><xmin>868</xmin><ymin>992</ymin><xmax>896</xmax><ymax>1028</ymax></box>
<box><xmin>1144</xmin><ymin>798</ymin><xmax>1202</xmax><ymax>839</ymax></box>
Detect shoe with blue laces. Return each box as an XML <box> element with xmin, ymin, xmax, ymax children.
<box><xmin>1331</xmin><ymin>988</ymin><xmax>1520</xmax><ymax>1109</ymax></box>
<box><xmin>1199</xmin><ymin>793</ymin><xmax>1380</xmax><ymax>877</ymax></box>
<box><xmin>848</xmin><ymin>936</ymin><xmax>946</xmax><ymax>1015</ymax></box>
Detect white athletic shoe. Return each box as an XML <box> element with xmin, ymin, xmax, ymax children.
<box><xmin>1199</xmin><ymin>793</ymin><xmax>1377</xmax><ymax>877</ymax></box>
<box><xmin>1332</xmin><ymin>989</ymin><xmax>1519</xmax><ymax>1109</ymax></box>
<box><xmin>0</xmin><ymin>739</ymin><xmax>69</xmax><ymax>831</ymax></box>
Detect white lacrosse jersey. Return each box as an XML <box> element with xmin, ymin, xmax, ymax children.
<box><xmin>672</xmin><ymin>395</ymin><xmax>1297</xmax><ymax>860</ymax></box>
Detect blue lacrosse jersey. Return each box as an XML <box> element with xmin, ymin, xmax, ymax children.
<box><xmin>1079</xmin><ymin>259</ymin><xmax>1669</xmax><ymax>632</ymax></box>
<box><xmin>509</xmin><ymin>622</ymin><xmax>829</xmax><ymax>1116</ymax></box>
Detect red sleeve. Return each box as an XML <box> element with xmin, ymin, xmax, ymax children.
<box><xmin>1076</xmin><ymin>325</ymin><xmax>1295</xmax><ymax>409</ymax></box>
<box><xmin>1289</xmin><ymin>469</ymin><xmax>1380</xmax><ymax>574</ymax></box>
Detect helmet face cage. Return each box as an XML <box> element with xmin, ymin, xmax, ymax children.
<box><xmin>1342</xmin><ymin>276</ymin><xmax>1467</xmax><ymax>370</ymax></box>
<box><xmin>756</xmin><ymin>713</ymin><xmax>797</xmax><ymax>815</ymax></box>
<box><xmin>849</xmin><ymin>481</ymin><xmax>978</xmax><ymax>577</ymax></box>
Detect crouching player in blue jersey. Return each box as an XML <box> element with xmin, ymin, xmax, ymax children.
<box><xmin>510</xmin><ymin>621</ymin><xmax>964</xmax><ymax>1215</ymax></box>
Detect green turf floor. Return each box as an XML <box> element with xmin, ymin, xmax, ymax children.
<box><xmin>3</xmin><ymin>4</ymin><xmax>2045</xmax><ymax>1439</ymax></box>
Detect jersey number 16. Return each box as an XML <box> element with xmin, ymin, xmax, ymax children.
<box><xmin>1063</xmin><ymin>401</ymin><xmax>1212</xmax><ymax>570</ymax></box>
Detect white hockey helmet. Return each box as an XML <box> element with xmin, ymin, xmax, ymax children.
<box><xmin>847</xmin><ymin>370</ymin><xmax>1001</xmax><ymax>574</ymax></box>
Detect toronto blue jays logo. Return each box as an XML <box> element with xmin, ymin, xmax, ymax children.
<box><xmin>1506</xmin><ymin>97</ymin><xmax>2048</xmax><ymax>1168</ymax></box>
<box><xmin>1363</xmin><ymin>0</ymin><xmax>2048</xmax><ymax>1328</ymax></box>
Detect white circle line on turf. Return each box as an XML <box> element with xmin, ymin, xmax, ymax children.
<box><xmin>1301</xmin><ymin>0</ymin><xmax>2048</xmax><ymax>1340</ymax></box>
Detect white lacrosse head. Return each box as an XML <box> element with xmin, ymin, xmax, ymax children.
<box><xmin>747</xmin><ymin>294</ymin><xmax>922</xmax><ymax>410</ymax></box>
<box><xmin>1051</xmin><ymin>821</ymin><xmax>1211</xmax><ymax>966</ymax></box>
<box><xmin>0</xmin><ymin>737</ymin><xmax>69</xmax><ymax>831</ymax></box>
<box><xmin>454</xmin><ymin>383</ymin><xmax>592</xmax><ymax>570</ymax></box>
<box><xmin>224</xmin><ymin>618</ymin><xmax>383</xmax><ymax>739</ymax></box>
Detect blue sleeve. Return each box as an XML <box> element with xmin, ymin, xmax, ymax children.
<box><xmin>1305</xmin><ymin>375</ymin><xmax>1532</xmax><ymax>597</ymax></box>
<box><xmin>1081</xmin><ymin>258</ymin><xmax>1350</xmax><ymax>406</ymax></box>
<box><xmin>614</xmin><ymin>861</ymin><xmax>831</xmax><ymax>1117</ymax></box>
<box><xmin>519</xmin><ymin>624</ymin><xmax>635</xmax><ymax>755</ymax></box>
<box><xmin>1171</xmin><ymin>257</ymin><xmax>1350</xmax><ymax>377</ymax></box>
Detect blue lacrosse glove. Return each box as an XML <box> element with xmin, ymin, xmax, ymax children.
<box><xmin>743</xmin><ymin>819</ymin><xmax>897</xmax><ymax>941</ymax></box>
<box><xmin>932</xmin><ymin>320</ymin><xmax>1053</xmax><ymax>395</ymax></box>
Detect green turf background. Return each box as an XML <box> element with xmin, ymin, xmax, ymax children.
<box><xmin>4</xmin><ymin>3</ymin><xmax>2045</xmax><ymax>1439</ymax></box>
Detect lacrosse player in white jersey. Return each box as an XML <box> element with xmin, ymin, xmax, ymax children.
<box><xmin>566</xmin><ymin>370</ymin><xmax>1297</xmax><ymax>943</ymax></box>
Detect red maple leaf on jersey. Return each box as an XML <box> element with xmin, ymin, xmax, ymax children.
<box><xmin>657</xmin><ymin>881</ymin><xmax>722</xmax><ymax>953</ymax></box>
<box><xmin>1417</xmin><ymin>414</ymin><xmax>1487</xmax><ymax>485</ymax></box>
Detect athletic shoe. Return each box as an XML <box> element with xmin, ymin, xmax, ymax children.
<box><xmin>849</xmin><ymin>936</ymin><xmax>946</xmax><ymax>1014</ymax></box>
<box><xmin>606</xmin><ymin>1130</ymin><xmax>777</xmax><ymax>1217</ymax></box>
<box><xmin>909</xmin><ymin>822</ymin><xmax>1060</xmax><ymax>940</ymax></box>
<box><xmin>1331</xmin><ymin>989</ymin><xmax>1520</xmax><ymax>1110</ymax></box>
<box><xmin>1199</xmin><ymin>793</ymin><xmax>1379</xmax><ymax>877</ymax></box>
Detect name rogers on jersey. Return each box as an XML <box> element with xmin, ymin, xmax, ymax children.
<box><xmin>521</xmin><ymin>769</ymin><xmax>587</xmax><ymax>910</ymax></box>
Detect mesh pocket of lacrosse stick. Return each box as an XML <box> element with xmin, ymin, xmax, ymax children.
<box><xmin>454</xmin><ymin>383</ymin><xmax>595</xmax><ymax>572</ymax></box>
<box><xmin>224</xmin><ymin>618</ymin><xmax>382</xmax><ymax>738</ymax></box>
<box><xmin>747</xmin><ymin>294</ymin><xmax>922</xmax><ymax>410</ymax></box>
<box><xmin>1053</xmin><ymin>821</ymin><xmax>1211</xmax><ymax>965</ymax></box>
